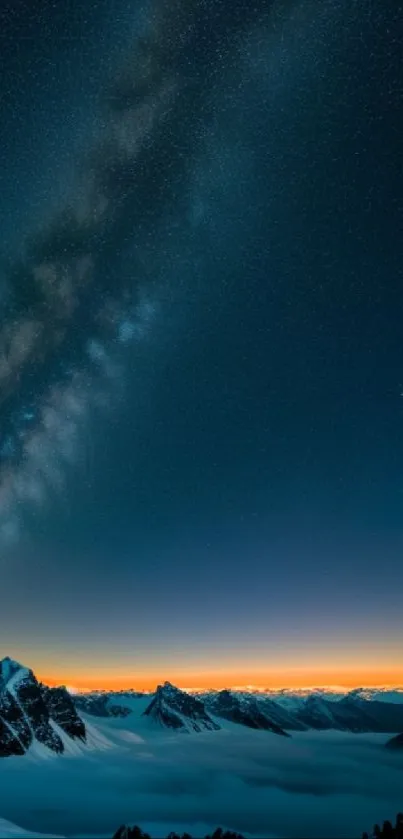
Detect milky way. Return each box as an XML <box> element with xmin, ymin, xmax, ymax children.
<box><xmin>0</xmin><ymin>0</ymin><xmax>271</xmax><ymax>545</ymax></box>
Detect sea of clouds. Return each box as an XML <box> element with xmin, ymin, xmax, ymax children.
<box><xmin>0</xmin><ymin>723</ymin><xmax>402</xmax><ymax>838</ymax></box>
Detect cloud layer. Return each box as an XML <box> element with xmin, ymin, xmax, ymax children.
<box><xmin>0</xmin><ymin>725</ymin><xmax>402</xmax><ymax>838</ymax></box>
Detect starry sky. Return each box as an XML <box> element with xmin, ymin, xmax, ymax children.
<box><xmin>0</xmin><ymin>0</ymin><xmax>402</xmax><ymax>691</ymax></box>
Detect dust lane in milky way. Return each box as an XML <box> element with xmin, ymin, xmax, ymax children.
<box><xmin>0</xmin><ymin>0</ymin><xmax>266</xmax><ymax>544</ymax></box>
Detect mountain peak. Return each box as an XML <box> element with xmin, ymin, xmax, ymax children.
<box><xmin>1</xmin><ymin>656</ymin><xmax>24</xmax><ymax>667</ymax></box>
<box><xmin>143</xmin><ymin>682</ymin><xmax>220</xmax><ymax>733</ymax></box>
<box><xmin>0</xmin><ymin>656</ymin><xmax>28</xmax><ymax>683</ymax></box>
<box><xmin>156</xmin><ymin>681</ymin><xmax>180</xmax><ymax>696</ymax></box>
<box><xmin>0</xmin><ymin>658</ymin><xmax>86</xmax><ymax>757</ymax></box>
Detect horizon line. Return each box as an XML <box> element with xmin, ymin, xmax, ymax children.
<box><xmin>61</xmin><ymin>681</ymin><xmax>403</xmax><ymax>695</ymax></box>
<box><xmin>3</xmin><ymin>657</ymin><xmax>402</xmax><ymax>694</ymax></box>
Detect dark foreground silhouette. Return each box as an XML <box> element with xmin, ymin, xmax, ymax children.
<box><xmin>113</xmin><ymin>829</ymin><xmax>244</xmax><ymax>839</ymax></box>
<box><xmin>112</xmin><ymin>811</ymin><xmax>403</xmax><ymax>839</ymax></box>
<box><xmin>362</xmin><ymin>811</ymin><xmax>403</xmax><ymax>839</ymax></box>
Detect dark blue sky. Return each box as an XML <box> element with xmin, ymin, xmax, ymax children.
<box><xmin>0</xmin><ymin>0</ymin><xmax>402</xmax><ymax>688</ymax></box>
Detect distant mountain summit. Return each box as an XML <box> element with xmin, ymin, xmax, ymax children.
<box><xmin>67</xmin><ymin>679</ymin><xmax>403</xmax><ymax>738</ymax></box>
<box><xmin>142</xmin><ymin>681</ymin><xmax>220</xmax><ymax>733</ymax></box>
<box><xmin>291</xmin><ymin>693</ymin><xmax>381</xmax><ymax>733</ymax></box>
<box><xmin>73</xmin><ymin>692</ymin><xmax>132</xmax><ymax>718</ymax></box>
<box><xmin>295</xmin><ymin>693</ymin><xmax>403</xmax><ymax>734</ymax></box>
<box><xmin>204</xmin><ymin>689</ymin><xmax>290</xmax><ymax>735</ymax></box>
<box><xmin>0</xmin><ymin>656</ymin><xmax>86</xmax><ymax>757</ymax></box>
<box><xmin>208</xmin><ymin>689</ymin><xmax>403</xmax><ymax>735</ymax></box>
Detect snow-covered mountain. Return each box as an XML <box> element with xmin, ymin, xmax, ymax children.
<box><xmin>262</xmin><ymin>687</ymin><xmax>347</xmax><ymax>707</ymax></box>
<box><xmin>204</xmin><ymin>689</ymin><xmax>290</xmax><ymax>736</ymax></box>
<box><xmin>225</xmin><ymin>686</ymin><xmax>403</xmax><ymax>707</ymax></box>
<box><xmin>66</xmin><ymin>681</ymin><xmax>403</xmax><ymax>737</ymax></box>
<box><xmin>347</xmin><ymin>687</ymin><xmax>403</xmax><ymax>704</ymax></box>
<box><xmin>194</xmin><ymin>687</ymin><xmax>403</xmax><ymax>734</ymax></box>
<box><xmin>246</xmin><ymin>694</ymin><xmax>307</xmax><ymax>731</ymax></box>
<box><xmin>0</xmin><ymin>657</ymin><xmax>86</xmax><ymax>757</ymax></box>
<box><xmin>142</xmin><ymin>682</ymin><xmax>220</xmax><ymax>733</ymax></box>
<box><xmin>289</xmin><ymin>693</ymin><xmax>376</xmax><ymax>732</ymax></box>
<box><xmin>0</xmin><ymin>818</ymin><xmax>64</xmax><ymax>838</ymax></box>
<box><xmin>73</xmin><ymin>693</ymin><xmax>133</xmax><ymax>718</ymax></box>
<box><xmin>3</xmin><ymin>654</ymin><xmax>401</xmax><ymax>756</ymax></box>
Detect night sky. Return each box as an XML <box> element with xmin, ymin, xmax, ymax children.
<box><xmin>0</xmin><ymin>0</ymin><xmax>402</xmax><ymax>690</ymax></box>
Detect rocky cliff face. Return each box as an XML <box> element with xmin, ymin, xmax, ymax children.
<box><xmin>0</xmin><ymin>657</ymin><xmax>86</xmax><ymax>757</ymax></box>
<box><xmin>294</xmin><ymin>693</ymin><xmax>403</xmax><ymax>734</ymax></box>
<box><xmin>200</xmin><ymin>687</ymin><xmax>403</xmax><ymax>735</ymax></box>
<box><xmin>142</xmin><ymin>681</ymin><xmax>220</xmax><ymax>733</ymax></box>
<box><xmin>73</xmin><ymin>693</ymin><xmax>132</xmax><ymax>718</ymax></box>
<box><xmin>40</xmin><ymin>685</ymin><xmax>86</xmax><ymax>740</ymax></box>
<box><xmin>205</xmin><ymin>689</ymin><xmax>290</xmax><ymax>735</ymax></box>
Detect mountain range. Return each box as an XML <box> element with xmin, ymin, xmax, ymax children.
<box><xmin>1</xmin><ymin>656</ymin><xmax>403</xmax><ymax>760</ymax></box>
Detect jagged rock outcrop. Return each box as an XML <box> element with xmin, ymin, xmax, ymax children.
<box><xmin>201</xmin><ymin>688</ymin><xmax>403</xmax><ymax>735</ymax></box>
<box><xmin>205</xmin><ymin>689</ymin><xmax>290</xmax><ymax>735</ymax></box>
<box><xmin>143</xmin><ymin>681</ymin><xmax>220</xmax><ymax>733</ymax></box>
<box><xmin>294</xmin><ymin>693</ymin><xmax>403</xmax><ymax>734</ymax></box>
<box><xmin>0</xmin><ymin>656</ymin><xmax>86</xmax><ymax>757</ymax></box>
<box><xmin>73</xmin><ymin>692</ymin><xmax>132</xmax><ymax>718</ymax></box>
<box><xmin>40</xmin><ymin>684</ymin><xmax>86</xmax><ymax>739</ymax></box>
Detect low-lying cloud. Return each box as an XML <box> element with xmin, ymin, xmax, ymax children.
<box><xmin>0</xmin><ymin>726</ymin><xmax>401</xmax><ymax>838</ymax></box>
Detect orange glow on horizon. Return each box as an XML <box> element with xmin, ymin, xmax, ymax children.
<box><xmin>38</xmin><ymin>667</ymin><xmax>403</xmax><ymax>693</ymax></box>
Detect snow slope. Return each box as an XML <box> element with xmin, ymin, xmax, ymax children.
<box><xmin>0</xmin><ymin>818</ymin><xmax>63</xmax><ymax>838</ymax></box>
